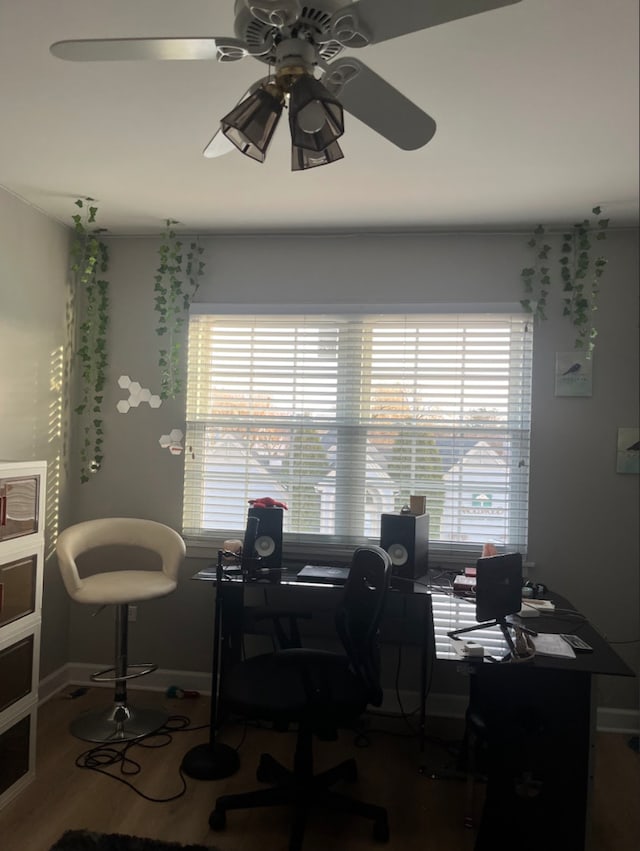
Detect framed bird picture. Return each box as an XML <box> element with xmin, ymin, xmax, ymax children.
<box><xmin>616</xmin><ymin>428</ymin><xmax>640</xmax><ymax>474</ymax></box>
<box><xmin>555</xmin><ymin>352</ymin><xmax>593</xmax><ymax>396</ymax></box>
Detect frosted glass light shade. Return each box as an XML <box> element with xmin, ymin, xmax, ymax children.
<box><xmin>291</xmin><ymin>139</ymin><xmax>344</xmax><ymax>171</ymax></box>
<box><xmin>288</xmin><ymin>75</ymin><xmax>344</xmax><ymax>153</ymax></box>
<box><xmin>221</xmin><ymin>84</ymin><xmax>283</xmax><ymax>162</ymax></box>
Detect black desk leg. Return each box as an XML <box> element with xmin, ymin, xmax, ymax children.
<box><xmin>218</xmin><ymin>581</ymin><xmax>245</xmax><ymax>719</ymax></box>
<box><xmin>472</xmin><ymin>666</ymin><xmax>593</xmax><ymax>851</ymax></box>
<box><xmin>181</xmin><ymin>559</ymin><xmax>242</xmax><ymax>781</ymax></box>
<box><xmin>418</xmin><ymin>598</ymin><xmax>431</xmax><ymax>758</ymax></box>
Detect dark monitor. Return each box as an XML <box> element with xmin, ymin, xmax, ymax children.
<box><xmin>475</xmin><ymin>552</ymin><xmax>523</xmax><ymax>622</ymax></box>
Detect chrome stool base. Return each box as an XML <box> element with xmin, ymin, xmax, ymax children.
<box><xmin>70</xmin><ymin>702</ymin><xmax>168</xmax><ymax>743</ymax></box>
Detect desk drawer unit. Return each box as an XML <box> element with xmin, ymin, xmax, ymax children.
<box><xmin>0</xmin><ymin>621</ymin><xmax>40</xmax><ymax>717</ymax></box>
<box><xmin>0</xmin><ymin>706</ymin><xmax>36</xmax><ymax>810</ymax></box>
<box><xmin>0</xmin><ymin>549</ymin><xmax>39</xmax><ymax>629</ymax></box>
<box><xmin>0</xmin><ymin>471</ymin><xmax>42</xmax><ymax>543</ymax></box>
<box><xmin>0</xmin><ymin>634</ymin><xmax>34</xmax><ymax>714</ymax></box>
<box><xmin>0</xmin><ymin>460</ymin><xmax>46</xmax><ymax>812</ymax></box>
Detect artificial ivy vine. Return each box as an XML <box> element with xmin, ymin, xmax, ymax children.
<box><xmin>154</xmin><ymin>220</ymin><xmax>205</xmax><ymax>399</ymax></box>
<box><xmin>558</xmin><ymin>207</ymin><xmax>609</xmax><ymax>352</ymax></box>
<box><xmin>69</xmin><ymin>198</ymin><xmax>110</xmax><ymax>483</ymax></box>
<box><xmin>520</xmin><ymin>225</ymin><xmax>551</xmax><ymax>322</ymax></box>
<box><xmin>520</xmin><ymin>206</ymin><xmax>609</xmax><ymax>356</ymax></box>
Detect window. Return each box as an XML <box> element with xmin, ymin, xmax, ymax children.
<box><xmin>183</xmin><ymin>309</ymin><xmax>533</xmax><ymax>561</ymax></box>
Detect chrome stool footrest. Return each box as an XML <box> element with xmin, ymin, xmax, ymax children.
<box><xmin>90</xmin><ymin>662</ymin><xmax>158</xmax><ymax>683</ymax></box>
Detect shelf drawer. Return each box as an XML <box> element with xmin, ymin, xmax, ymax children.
<box><xmin>0</xmin><ymin>634</ymin><xmax>34</xmax><ymax>714</ymax></box>
<box><xmin>0</xmin><ymin>707</ymin><xmax>36</xmax><ymax>808</ymax></box>
<box><xmin>0</xmin><ymin>474</ymin><xmax>41</xmax><ymax>543</ymax></box>
<box><xmin>0</xmin><ymin>551</ymin><xmax>38</xmax><ymax>629</ymax></box>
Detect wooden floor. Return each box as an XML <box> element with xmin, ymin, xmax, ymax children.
<box><xmin>0</xmin><ymin>688</ymin><xmax>638</xmax><ymax>851</ymax></box>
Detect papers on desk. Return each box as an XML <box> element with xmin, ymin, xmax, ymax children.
<box><xmin>521</xmin><ymin>598</ymin><xmax>555</xmax><ymax>611</ymax></box>
<box><xmin>532</xmin><ymin>633</ymin><xmax>576</xmax><ymax>659</ymax></box>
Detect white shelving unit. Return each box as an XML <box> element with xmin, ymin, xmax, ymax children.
<box><xmin>0</xmin><ymin>460</ymin><xmax>46</xmax><ymax>811</ymax></box>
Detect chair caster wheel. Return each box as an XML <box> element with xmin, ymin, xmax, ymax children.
<box><xmin>373</xmin><ymin>816</ymin><xmax>389</xmax><ymax>843</ymax></box>
<box><xmin>209</xmin><ymin>808</ymin><xmax>226</xmax><ymax>831</ymax></box>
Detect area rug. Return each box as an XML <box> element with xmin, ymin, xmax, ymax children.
<box><xmin>50</xmin><ymin>830</ymin><xmax>220</xmax><ymax>851</ymax></box>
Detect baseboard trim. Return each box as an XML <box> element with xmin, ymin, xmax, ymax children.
<box><xmin>596</xmin><ymin>707</ymin><xmax>639</xmax><ymax>734</ymax></box>
<box><xmin>38</xmin><ymin>663</ymin><xmax>214</xmax><ymax>705</ymax></box>
<box><xmin>38</xmin><ymin>664</ymin><xmax>639</xmax><ymax>735</ymax></box>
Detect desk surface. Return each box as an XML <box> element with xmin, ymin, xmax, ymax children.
<box><xmin>193</xmin><ymin>566</ymin><xmax>633</xmax><ymax>678</ymax></box>
<box><xmin>429</xmin><ymin>587</ymin><xmax>633</xmax><ymax>676</ymax></box>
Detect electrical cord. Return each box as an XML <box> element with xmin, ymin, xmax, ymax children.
<box><xmin>507</xmin><ymin>631</ymin><xmax>537</xmax><ymax>663</ymax></box>
<box><xmin>74</xmin><ymin>714</ymin><xmax>239</xmax><ymax>801</ymax></box>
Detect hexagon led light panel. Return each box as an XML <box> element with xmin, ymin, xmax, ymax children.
<box><xmin>117</xmin><ymin>375</ymin><xmax>161</xmax><ymax>413</ymax></box>
<box><xmin>159</xmin><ymin>429</ymin><xmax>184</xmax><ymax>455</ymax></box>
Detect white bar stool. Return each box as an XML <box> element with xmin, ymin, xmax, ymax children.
<box><xmin>56</xmin><ymin>517</ymin><xmax>186</xmax><ymax>743</ymax></box>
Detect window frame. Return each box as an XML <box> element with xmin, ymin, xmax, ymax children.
<box><xmin>183</xmin><ymin>303</ymin><xmax>533</xmax><ymax>565</ymax></box>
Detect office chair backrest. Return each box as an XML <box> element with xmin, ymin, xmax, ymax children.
<box><xmin>336</xmin><ymin>546</ymin><xmax>392</xmax><ymax>707</ymax></box>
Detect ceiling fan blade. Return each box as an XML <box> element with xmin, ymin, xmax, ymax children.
<box><xmin>324</xmin><ymin>58</ymin><xmax>436</xmax><ymax>151</ymax></box>
<box><xmin>329</xmin><ymin>0</ymin><xmax>521</xmax><ymax>47</ymax></box>
<box><xmin>202</xmin><ymin>77</ymin><xmax>271</xmax><ymax>159</ymax></box>
<box><xmin>50</xmin><ymin>37</ymin><xmax>249</xmax><ymax>63</ymax></box>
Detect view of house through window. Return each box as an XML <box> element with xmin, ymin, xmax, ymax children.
<box><xmin>183</xmin><ymin>310</ymin><xmax>533</xmax><ymax>560</ymax></box>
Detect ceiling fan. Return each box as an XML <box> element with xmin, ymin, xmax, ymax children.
<box><xmin>50</xmin><ymin>0</ymin><xmax>522</xmax><ymax>171</ymax></box>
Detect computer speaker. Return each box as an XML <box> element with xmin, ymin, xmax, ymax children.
<box><xmin>247</xmin><ymin>507</ymin><xmax>283</xmax><ymax>568</ymax></box>
<box><xmin>380</xmin><ymin>512</ymin><xmax>429</xmax><ymax>582</ymax></box>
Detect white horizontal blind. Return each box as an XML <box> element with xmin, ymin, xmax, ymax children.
<box><xmin>431</xmin><ymin>593</ymin><xmax>512</xmax><ymax>659</ymax></box>
<box><xmin>183</xmin><ymin>312</ymin><xmax>533</xmax><ymax>559</ymax></box>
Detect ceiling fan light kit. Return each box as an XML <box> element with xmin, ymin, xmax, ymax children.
<box><xmin>221</xmin><ymin>81</ymin><xmax>284</xmax><ymax>162</ymax></box>
<box><xmin>292</xmin><ymin>138</ymin><xmax>344</xmax><ymax>171</ymax></box>
<box><xmin>288</xmin><ymin>74</ymin><xmax>344</xmax><ymax>152</ymax></box>
<box><xmin>49</xmin><ymin>1</ymin><xmax>522</xmax><ymax>171</ymax></box>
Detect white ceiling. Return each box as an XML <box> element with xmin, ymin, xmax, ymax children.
<box><xmin>0</xmin><ymin>0</ymin><xmax>638</xmax><ymax>234</ymax></box>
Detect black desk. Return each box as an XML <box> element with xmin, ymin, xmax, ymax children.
<box><xmin>194</xmin><ymin>566</ymin><xmax>435</xmax><ymax>752</ymax></box>
<box><xmin>429</xmin><ymin>585</ymin><xmax>634</xmax><ymax>851</ymax></box>
<box><xmin>193</xmin><ymin>567</ymin><xmax>633</xmax><ymax>850</ymax></box>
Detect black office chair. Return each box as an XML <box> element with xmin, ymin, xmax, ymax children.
<box><xmin>208</xmin><ymin>545</ymin><xmax>392</xmax><ymax>850</ymax></box>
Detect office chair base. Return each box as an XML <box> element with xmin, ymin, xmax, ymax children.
<box><xmin>69</xmin><ymin>703</ymin><xmax>168</xmax><ymax>743</ymax></box>
<box><xmin>210</xmin><ymin>751</ymin><xmax>389</xmax><ymax>848</ymax></box>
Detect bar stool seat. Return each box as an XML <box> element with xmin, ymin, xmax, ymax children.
<box><xmin>56</xmin><ymin>517</ymin><xmax>186</xmax><ymax>744</ymax></box>
<box><xmin>69</xmin><ymin>570</ymin><xmax>177</xmax><ymax>605</ymax></box>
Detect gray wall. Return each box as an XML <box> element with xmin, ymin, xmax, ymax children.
<box><xmin>0</xmin><ymin>186</ymin><xmax>637</xmax><ymax>714</ymax></box>
<box><xmin>0</xmin><ymin>187</ymin><xmax>72</xmax><ymax>678</ymax></box>
<box><xmin>65</xmin><ymin>229</ymin><xmax>639</xmax><ymax>715</ymax></box>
